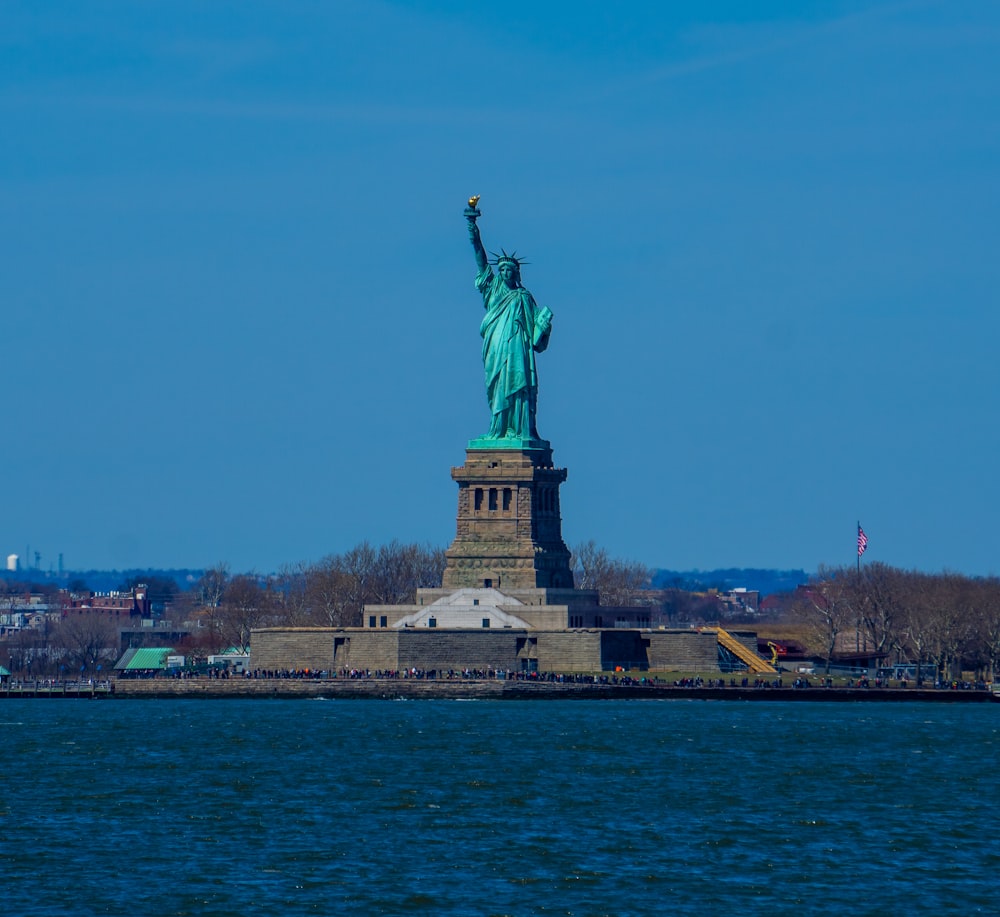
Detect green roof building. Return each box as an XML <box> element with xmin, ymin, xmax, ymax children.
<box><xmin>114</xmin><ymin>647</ymin><xmax>176</xmax><ymax>672</ymax></box>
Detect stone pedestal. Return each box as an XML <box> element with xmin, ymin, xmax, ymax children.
<box><xmin>442</xmin><ymin>446</ymin><xmax>574</xmax><ymax>590</ymax></box>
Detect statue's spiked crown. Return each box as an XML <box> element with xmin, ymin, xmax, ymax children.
<box><xmin>490</xmin><ymin>249</ymin><xmax>527</xmax><ymax>270</ymax></box>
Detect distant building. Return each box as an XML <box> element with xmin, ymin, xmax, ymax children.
<box><xmin>115</xmin><ymin>647</ymin><xmax>176</xmax><ymax>675</ymax></box>
<box><xmin>717</xmin><ymin>588</ymin><xmax>760</xmax><ymax>616</ymax></box>
<box><xmin>62</xmin><ymin>586</ymin><xmax>151</xmax><ymax>620</ymax></box>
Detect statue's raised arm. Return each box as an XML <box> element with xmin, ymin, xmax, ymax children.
<box><xmin>462</xmin><ymin>196</ymin><xmax>553</xmax><ymax>448</ymax></box>
<box><xmin>465</xmin><ymin>195</ymin><xmax>488</xmax><ymax>274</ymax></box>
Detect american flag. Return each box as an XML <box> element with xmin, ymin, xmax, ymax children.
<box><xmin>857</xmin><ymin>524</ymin><xmax>868</xmax><ymax>557</ymax></box>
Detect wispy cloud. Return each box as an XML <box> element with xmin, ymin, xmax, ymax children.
<box><xmin>594</xmin><ymin>0</ymin><xmax>948</xmax><ymax>99</ymax></box>
<box><xmin>0</xmin><ymin>86</ymin><xmax>530</xmax><ymax>130</ymax></box>
<box><xmin>157</xmin><ymin>36</ymin><xmax>280</xmax><ymax>80</ymax></box>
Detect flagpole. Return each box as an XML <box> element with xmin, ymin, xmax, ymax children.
<box><xmin>857</xmin><ymin>520</ymin><xmax>860</xmax><ymax>573</ymax></box>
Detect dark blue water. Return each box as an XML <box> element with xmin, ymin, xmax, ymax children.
<box><xmin>2</xmin><ymin>699</ymin><xmax>998</xmax><ymax>916</ymax></box>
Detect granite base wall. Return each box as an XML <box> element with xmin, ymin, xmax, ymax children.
<box><xmin>252</xmin><ymin>627</ymin><xmax>739</xmax><ymax>674</ymax></box>
<box><xmin>249</xmin><ymin>628</ymin><xmax>336</xmax><ymax>672</ymax></box>
<box><xmin>646</xmin><ymin>631</ymin><xmax>720</xmax><ymax>671</ymax></box>
<box><xmin>396</xmin><ymin>630</ymin><xmax>520</xmax><ymax>672</ymax></box>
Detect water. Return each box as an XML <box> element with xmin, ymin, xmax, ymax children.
<box><xmin>2</xmin><ymin>699</ymin><xmax>998</xmax><ymax>916</ymax></box>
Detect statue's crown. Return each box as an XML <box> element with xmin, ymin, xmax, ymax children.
<box><xmin>490</xmin><ymin>249</ymin><xmax>527</xmax><ymax>269</ymax></box>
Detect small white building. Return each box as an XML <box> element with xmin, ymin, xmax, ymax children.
<box><xmin>208</xmin><ymin>652</ymin><xmax>250</xmax><ymax>673</ymax></box>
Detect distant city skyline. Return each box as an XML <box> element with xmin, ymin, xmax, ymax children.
<box><xmin>3</xmin><ymin>1</ymin><xmax>998</xmax><ymax>576</ymax></box>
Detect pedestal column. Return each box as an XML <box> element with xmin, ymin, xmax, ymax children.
<box><xmin>442</xmin><ymin>447</ymin><xmax>574</xmax><ymax>590</ymax></box>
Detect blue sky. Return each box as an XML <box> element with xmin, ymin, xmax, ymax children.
<box><xmin>2</xmin><ymin>0</ymin><xmax>998</xmax><ymax>576</ymax></box>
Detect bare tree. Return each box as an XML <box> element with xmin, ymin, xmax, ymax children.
<box><xmin>55</xmin><ymin>614</ymin><xmax>119</xmax><ymax>675</ymax></box>
<box><xmin>217</xmin><ymin>574</ymin><xmax>274</xmax><ymax>652</ymax></box>
<box><xmin>370</xmin><ymin>541</ymin><xmax>446</xmax><ymax>606</ymax></box>
<box><xmin>273</xmin><ymin>563</ymin><xmax>313</xmax><ymax>627</ymax></box>
<box><xmin>852</xmin><ymin>561</ymin><xmax>907</xmax><ymax>662</ymax></box>
<box><xmin>342</xmin><ymin>541</ymin><xmax>378</xmax><ymax>615</ymax></box>
<box><xmin>928</xmin><ymin>573</ymin><xmax>980</xmax><ymax>682</ymax></box>
<box><xmin>304</xmin><ymin>555</ymin><xmax>359</xmax><ymax>627</ymax></box>
<box><xmin>571</xmin><ymin>540</ymin><xmax>652</xmax><ymax>606</ymax></box>
<box><xmin>896</xmin><ymin>571</ymin><xmax>939</xmax><ymax>685</ymax></box>
<box><xmin>195</xmin><ymin>563</ymin><xmax>230</xmax><ymax>608</ymax></box>
<box><xmin>189</xmin><ymin>563</ymin><xmax>231</xmax><ymax>643</ymax></box>
<box><xmin>974</xmin><ymin>577</ymin><xmax>1000</xmax><ymax>683</ymax></box>
<box><xmin>793</xmin><ymin>566</ymin><xmax>858</xmax><ymax>674</ymax></box>
<box><xmin>5</xmin><ymin>628</ymin><xmax>44</xmax><ymax>677</ymax></box>
<box><xmin>298</xmin><ymin>541</ymin><xmax>445</xmax><ymax>627</ymax></box>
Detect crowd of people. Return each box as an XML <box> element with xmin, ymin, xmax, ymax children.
<box><xmin>106</xmin><ymin>666</ymin><xmax>996</xmax><ymax>691</ymax></box>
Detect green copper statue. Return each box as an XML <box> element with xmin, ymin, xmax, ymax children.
<box><xmin>465</xmin><ymin>196</ymin><xmax>553</xmax><ymax>447</ymax></box>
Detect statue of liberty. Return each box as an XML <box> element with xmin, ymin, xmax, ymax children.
<box><xmin>465</xmin><ymin>197</ymin><xmax>553</xmax><ymax>446</ymax></box>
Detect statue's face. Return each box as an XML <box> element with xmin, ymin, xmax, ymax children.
<box><xmin>499</xmin><ymin>262</ymin><xmax>519</xmax><ymax>289</ymax></box>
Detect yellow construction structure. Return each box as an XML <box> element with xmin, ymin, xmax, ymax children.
<box><xmin>705</xmin><ymin>626</ymin><xmax>778</xmax><ymax>674</ymax></box>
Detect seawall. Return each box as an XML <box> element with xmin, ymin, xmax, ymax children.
<box><xmin>109</xmin><ymin>678</ymin><xmax>995</xmax><ymax>702</ymax></box>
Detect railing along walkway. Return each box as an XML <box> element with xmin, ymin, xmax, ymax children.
<box><xmin>1</xmin><ymin>680</ymin><xmax>113</xmax><ymax>698</ymax></box>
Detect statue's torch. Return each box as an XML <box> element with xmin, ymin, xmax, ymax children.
<box><xmin>464</xmin><ymin>194</ymin><xmax>481</xmax><ymax>223</ymax></box>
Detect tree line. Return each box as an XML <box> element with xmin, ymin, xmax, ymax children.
<box><xmin>8</xmin><ymin>544</ymin><xmax>997</xmax><ymax>683</ymax></box>
<box><xmin>194</xmin><ymin>540</ymin><xmax>657</xmax><ymax>652</ymax></box>
<box><xmin>182</xmin><ymin>541</ymin><xmax>449</xmax><ymax>653</ymax></box>
<box><xmin>0</xmin><ymin>541</ymin><xmax>447</xmax><ymax>674</ymax></box>
<box><xmin>794</xmin><ymin>562</ymin><xmax>1000</xmax><ymax>682</ymax></box>
<box><xmin>2</xmin><ymin>540</ymin><xmax>654</xmax><ymax>673</ymax></box>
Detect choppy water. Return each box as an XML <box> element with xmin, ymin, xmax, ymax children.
<box><xmin>2</xmin><ymin>698</ymin><xmax>998</xmax><ymax>916</ymax></box>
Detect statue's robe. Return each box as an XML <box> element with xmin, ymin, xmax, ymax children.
<box><xmin>476</xmin><ymin>266</ymin><xmax>553</xmax><ymax>440</ymax></box>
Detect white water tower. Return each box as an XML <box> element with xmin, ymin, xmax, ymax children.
<box><xmin>6</xmin><ymin>554</ymin><xmax>19</xmax><ymax>572</ymax></box>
